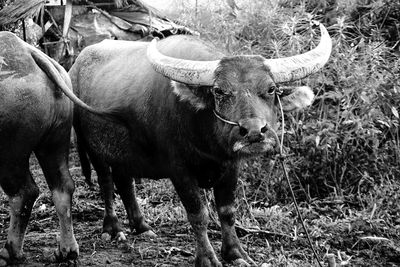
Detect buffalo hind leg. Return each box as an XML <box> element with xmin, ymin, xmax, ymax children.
<box><xmin>171</xmin><ymin>176</ymin><xmax>222</xmax><ymax>267</ymax></box>
<box><xmin>112</xmin><ymin>167</ymin><xmax>154</xmax><ymax>236</ymax></box>
<box><xmin>214</xmin><ymin>165</ymin><xmax>256</xmax><ymax>266</ymax></box>
<box><xmin>35</xmin><ymin>145</ymin><xmax>79</xmax><ymax>262</ymax></box>
<box><xmin>73</xmin><ymin>118</ymin><xmax>95</xmax><ymax>189</ymax></box>
<box><xmin>76</xmin><ymin>134</ymin><xmax>94</xmax><ymax>189</ymax></box>
<box><xmin>0</xmin><ymin>163</ymin><xmax>39</xmax><ymax>266</ymax></box>
<box><xmin>89</xmin><ymin>156</ymin><xmax>125</xmax><ymax>241</ymax></box>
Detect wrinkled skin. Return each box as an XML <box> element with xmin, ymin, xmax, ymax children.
<box><xmin>70</xmin><ymin>35</ymin><xmax>314</xmax><ymax>266</ymax></box>
<box><xmin>0</xmin><ymin>32</ymin><xmax>79</xmax><ymax>266</ymax></box>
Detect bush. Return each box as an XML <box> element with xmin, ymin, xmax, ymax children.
<box><xmin>288</xmin><ymin>36</ymin><xmax>400</xmax><ymax>199</ymax></box>
<box><xmin>282</xmin><ymin>0</ymin><xmax>400</xmax><ymax>201</ymax></box>
<box><xmin>172</xmin><ymin>0</ymin><xmax>400</xmax><ymax>207</ymax></box>
<box><xmin>348</xmin><ymin>0</ymin><xmax>400</xmax><ymax>49</ymax></box>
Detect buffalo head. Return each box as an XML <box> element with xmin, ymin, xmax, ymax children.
<box><xmin>146</xmin><ymin>24</ymin><xmax>331</xmax><ymax>157</ymax></box>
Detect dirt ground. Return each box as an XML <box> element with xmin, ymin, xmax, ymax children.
<box><xmin>0</xmin><ymin>151</ymin><xmax>274</xmax><ymax>267</ymax></box>
<box><xmin>1</xmin><ymin>149</ymin><xmax>400</xmax><ymax>267</ymax></box>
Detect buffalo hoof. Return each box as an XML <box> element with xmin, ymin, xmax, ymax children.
<box><xmin>116</xmin><ymin>231</ymin><xmax>127</xmax><ymax>242</ymax></box>
<box><xmin>54</xmin><ymin>244</ymin><xmax>79</xmax><ymax>264</ymax></box>
<box><xmin>222</xmin><ymin>243</ymin><xmax>256</xmax><ymax>266</ymax></box>
<box><xmin>232</xmin><ymin>254</ymin><xmax>257</xmax><ymax>266</ymax></box>
<box><xmin>0</xmin><ymin>246</ymin><xmax>25</xmax><ymax>266</ymax></box>
<box><xmin>195</xmin><ymin>254</ymin><xmax>222</xmax><ymax>267</ymax></box>
<box><xmin>133</xmin><ymin>220</ymin><xmax>154</xmax><ymax>236</ymax></box>
<box><xmin>141</xmin><ymin>230</ymin><xmax>157</xmax><ymax>238</ymax></box>
<box><xmin>101</xmin><ymin>231</ymin><xmax>127</xmax><ymax>242</ymax></box>
<box><xmin>0</xmin><ymin>248</ymin><xmax>10</xmax><ymax>267</ymax></box>
<box><xmin>101</xmin><ymin>232</ymin><xmax>112</xmax><ymax>241</ymax></box>
<box><xmin>232</xmin><ymin>258</ymin><xmax>254</xmax><ymax>266</ymax></box>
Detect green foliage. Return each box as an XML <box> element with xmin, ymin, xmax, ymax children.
<box><xmin>281</xmin><ymin>0</ymin><xmax>400</xmax><ymax>201</ymax></box>
<box><xmin>348</xmin><ymin>0</ymin><xmax>400</xmax><ymax>48</ymax></box>
<box><xmin>172</xmin><ymin>0</ymin><xmax>400</xmax><ymax>207</ymax></box>
<box><xmin>288</xmin><ymin>39</ymin><xmax>400</xmax><ymax>200</ymax></box>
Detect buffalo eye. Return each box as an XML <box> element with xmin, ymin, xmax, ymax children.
<box><xmin>213</xmin><ymin>86</ymin><xmax>225</xmax><ymax>95</ymax></box>
<box><xmin>267</xmin><ymin>86</ymin><xmax>277</xmax><ymax>95</ymax></box>
<box><xmin>213</xmin><ymin>87</ymin><xmax>232</xmax><ymax>99</ymax></box>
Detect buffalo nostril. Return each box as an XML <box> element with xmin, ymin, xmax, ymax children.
<box><xmin>261</xmin><ymin>125</ymin><xmax>268</xmax><ymax>133</ymax></box>
<box><xmin>239</xmin><ymin>126</ymin><xmax>248</xmax><ymax>136</ymax></box>
<box><xmin>248</xmin><ymin>132</ymin><xmax>265</xmax><ymax>143</ymax></box>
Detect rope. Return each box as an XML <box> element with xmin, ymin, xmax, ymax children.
<box><xmin>276</xmin><ymin>95</ymin><xmax>323</xmax><ymax>267</ymax></box>
<box><xmin>213</xmin><ymin>109</ymin><xmax>239</xmax><ymax>126</ymax></box>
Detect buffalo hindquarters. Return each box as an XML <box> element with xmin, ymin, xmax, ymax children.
<box><xmin>0</xmin><ymin>31</ymin><xmax>79</xmax><ymax>265</ymax></box>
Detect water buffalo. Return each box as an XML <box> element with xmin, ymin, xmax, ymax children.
<box><xmin>69</xmin><ymin>23</ymin><xmax>331</xmax><ymax>266</ymax></box>
<box><xmin>0</xmin><ymin>32</ymin><xmax>99</xmax><ymax>265</ymax></box>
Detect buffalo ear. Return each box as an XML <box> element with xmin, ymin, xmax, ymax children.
<box><xmin>171</xmin><ymin>81</ymin><xmax>207</xmax><ymax>111</ymax></box>
<box><xmin>279</xmin><ymin>86</ymin><xmax>314</xmax><ymax>112</ymax></box>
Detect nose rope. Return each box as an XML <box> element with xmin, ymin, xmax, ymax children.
<box><xmin>213</xmin><ymin>109</ymin><xmax>239</xmax><ymax>126</ymax></box>
<box><xmin>213</xmin><ymin>95</ymin><xmax>323</xmax><ymax>266</ymax></box>
<box><xmin>276</xmin><ymin>95</ymin><xmax>285</xmax><ymax>153</ymax></box>
<box><xmin>276</xmin><ymin>95</ymin><xmax>324</xmax><ymax>267</ymax></box>
<box><xmin>213</xmin><ymin>94</ymin><xmax>323</xmax><ymax>266</ymax></box>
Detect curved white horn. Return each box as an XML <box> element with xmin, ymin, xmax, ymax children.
<box><xmin>146</xmin><ymin>38</ymin><xmax>219</xmax><ymax>86</ymax></box>
<box><xmin>264</xmin><ymin>23</ymin><xmax>332</xmax><ymax>83</ymax></box>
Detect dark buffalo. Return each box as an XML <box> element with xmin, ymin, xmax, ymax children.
<box><xmin>0</xmin><ymin>32</ymin><xmax>99</xmax><ymax>265</ymax></box>
<box><xmin>69</xmin><ymin>24</ymin><xmax>331</xmax><ymax>266</ymax></box>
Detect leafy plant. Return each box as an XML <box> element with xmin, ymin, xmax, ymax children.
<box><xmin>171</xmin><ymin>0</ymin><xmax>400</xmax><ymax>209</ymax></box>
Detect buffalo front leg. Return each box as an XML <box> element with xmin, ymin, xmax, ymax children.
<box><xmin>0</xmin><ymin>166</ymin><xmax>39</xmax><ymax>266</ymax></box>
<box><xmin>171</xmin><ymin>176</ymin><xmax>222</xmax><ymax>267</ymax></box>
<box><xmin>214</xmin><ymin>165</ymin><xmax>256</xmax><ymax>266</ymax></box>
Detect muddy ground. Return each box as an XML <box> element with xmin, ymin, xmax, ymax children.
<box><xmin>1</xmin><ymin>149</ymin><xmax>399</xmax><ymax>266</ymax></box>
<box><xmin>0</xmin><ymin>151</ymin><xmax>275</xmax><ymax>267</ymax></box>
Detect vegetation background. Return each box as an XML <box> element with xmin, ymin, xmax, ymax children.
<box><xmin>155</xmin><ymin>0</ymin><xmax>400</xmax><ymax>265</ymax></box>
<box><xmin>0</xmin><ymin>0</ymin><xmax>399</xmax><ymax>266</ymax></box>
